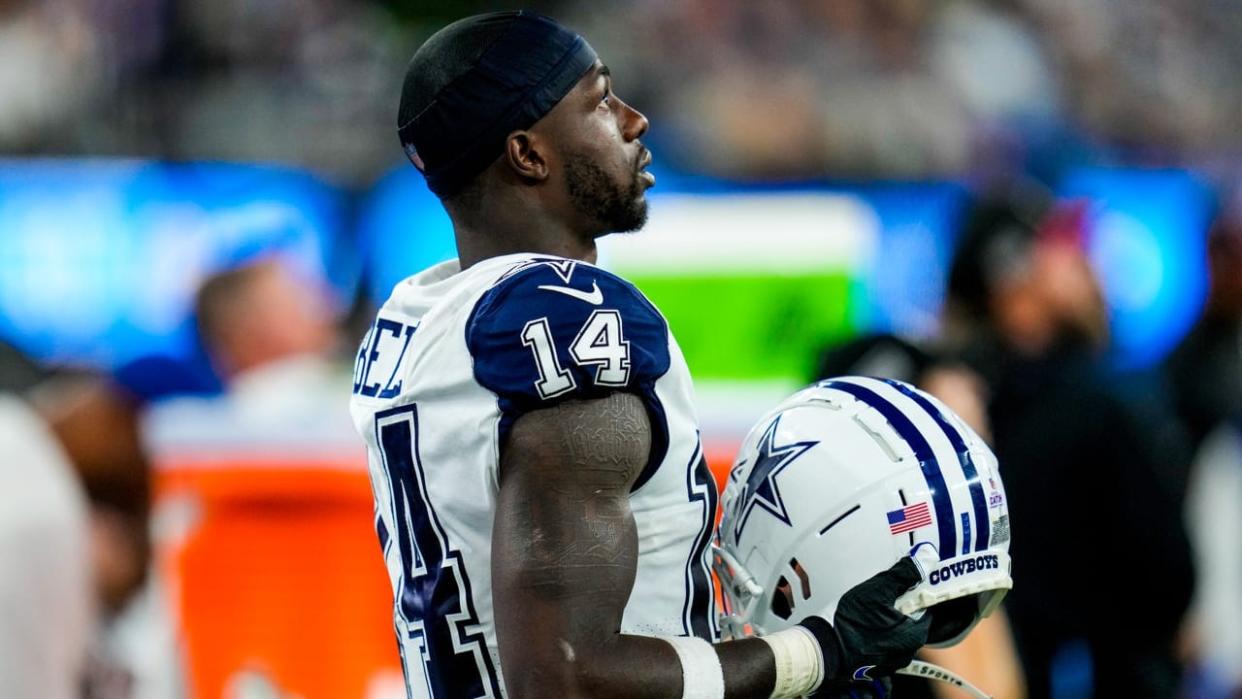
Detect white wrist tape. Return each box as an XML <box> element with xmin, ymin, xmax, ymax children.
<box><xmin>761</xmin><ymin>626</ymin><xmax>825</xmax><ymax>698</ymax></box>
<box><xmin>664</xmin><ymin>636</ymin><xmax>725</xmax><ymax>699</ymax></box>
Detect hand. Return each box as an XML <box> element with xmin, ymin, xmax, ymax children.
<box><xmin>799</xmin><ymin>557</ymin><xmax>930</xmax><ymax>686</ymax></box>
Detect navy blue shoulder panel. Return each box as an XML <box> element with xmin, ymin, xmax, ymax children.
<box><xmin>467</xmin><ymin>259</ymin><xmax>671</xmax><ymax>403</ymax></box>
<box><xmin>466</xmin><ymin>259</ymin><xmax>672</xmax><ymax>487</ymax></box>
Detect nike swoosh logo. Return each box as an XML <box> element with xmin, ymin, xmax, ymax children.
<box><xmin>853</xmin><ymin>665</ymin><xmax>877</xmax><ymax>682</ymax></box>
<box><xmin>537</xmin><ymin>281</ymin><xmax>604</xmax><ymax>305</ymax></box>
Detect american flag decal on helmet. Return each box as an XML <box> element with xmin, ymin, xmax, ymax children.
<box><xmin>887</xmin><ymin>502</ymin><xmax>932</xmax><ymax>535</ymax></box>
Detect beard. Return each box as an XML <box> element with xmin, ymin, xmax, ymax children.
<box><xmin>564</xmin><ymin>153</ymin><xmax>648</xmax><ymax>235</ymax></box>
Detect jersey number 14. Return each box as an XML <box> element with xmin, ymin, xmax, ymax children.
<box><xmin>521</xmin><ymin>310</ymin><xmax>631</xmax><ymax>399</ymax></box>
<box><xmin>375</xmin><ymin>405</ymin><xmax>503</xmax><ymax>697</ymax></box>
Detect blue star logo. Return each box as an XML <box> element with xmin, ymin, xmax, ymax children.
<box><xmin>732</xmin><ymin>416</ymin><xmax>818</xmax><ymax>540</ymax></box>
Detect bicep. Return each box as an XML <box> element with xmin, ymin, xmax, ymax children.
<box><xmin>493</xmin><ymin>392</ymin><xmax>649</xmax><ymax>609</ymax></box>
<box><xmin>492</xmin><ymin>392</ymin><xmax>676</xmax><ymax>694</ymax></box>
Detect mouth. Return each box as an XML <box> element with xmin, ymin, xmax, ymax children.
<box><xmin>637</xmin><ymin>149</ymin><xmax>655</xmax><ymax>188</ymax></box>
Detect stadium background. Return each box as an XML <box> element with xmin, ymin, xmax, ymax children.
<box><xmin>0</xmin><ymin>0</ymin><xmax>1239</xmax><ymax>697</ymax></box>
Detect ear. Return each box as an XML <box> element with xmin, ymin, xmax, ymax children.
<box><xmin>503</xmin><ymin>131</ymin><xmax>549</xmax><ymax>182</ymax></box>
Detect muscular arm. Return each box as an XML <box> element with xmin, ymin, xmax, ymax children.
<box><xmin>491</xmin><ymin>392</ymin><xmax>776</xmax><ymax>698</ymax></box>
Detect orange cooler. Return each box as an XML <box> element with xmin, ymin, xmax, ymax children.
<box><xmin>154</xmin><ymin>455</ymin><xmax>402</xmax><ymax>699</ymax></box>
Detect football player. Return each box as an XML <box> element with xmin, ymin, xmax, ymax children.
<box><xmin>350</xmin><ymin>11</ymin><xmax>930</xmax><ymax>698</ymax></box>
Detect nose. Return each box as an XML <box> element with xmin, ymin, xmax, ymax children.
<box><xmin>618</xmin><ymin>98</ymin><xmax>649</xmax><ymax>142</ymax></box>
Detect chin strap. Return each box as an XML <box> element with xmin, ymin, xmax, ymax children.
<box><xmin>897</xmin><ymin>661</ymin><xmax>992</xmax><ymax>699</ymax></box>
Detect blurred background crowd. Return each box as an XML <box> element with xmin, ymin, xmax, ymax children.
<box><xmin>4</xmin><ymin>0</ymin><xmax>1242</xmax><ymax>185</ymax></box>
<box><xmin>3</xmin><ymin>1</ymin><xmax>1242</xmax><ymax>698</ymax></box>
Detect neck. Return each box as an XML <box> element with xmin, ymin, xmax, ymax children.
<box><xmin>448</xmin><ymin>187</ymin><xmax>599</xmax><ymax>269</ymax></box>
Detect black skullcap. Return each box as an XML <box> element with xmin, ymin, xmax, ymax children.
<box><xmin>397</xmin><ymin>11</ymin><xmax>598</xmax><ymax>199</ymax></box>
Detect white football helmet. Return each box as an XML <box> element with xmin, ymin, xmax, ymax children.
<box><xmin>714</xmin><ymin>376</ymin><xmax>1012</xmax><ymax>651</ymax></box>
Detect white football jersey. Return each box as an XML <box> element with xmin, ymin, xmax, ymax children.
<box><xmin>349</xmin><ymin>253</ymin><xmax>718</xmax><ymax>698</ymax></box>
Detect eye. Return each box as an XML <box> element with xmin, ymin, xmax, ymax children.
<box><xmin>601</xmin><ymin>90</ymin><xmax>612</xmax><ymax>106</ymax></box>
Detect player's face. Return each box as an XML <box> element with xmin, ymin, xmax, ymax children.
<box><xmin>549</xmin><ymin>63</ymin><xmax>652</xmax><ymax>235</ymax></box>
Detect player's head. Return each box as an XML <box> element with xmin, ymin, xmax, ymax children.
<box><xmin>195</xmin><ymin>258</ymin><xmax>335</xmax><ymax>380</ymax></box>
<box><xmin>397</xmin><ymin>11</ymin><xmax>652</xmax><ymax>236</ymax></box>
<box><xmin>947</xmin><ymin>192</ymin><xmax>1108</xmax><ymax>355</ymax></box>
<box><xmin>714</xmin><ymin>377</ymin><xmax>1012</xmax><ymax>647</ymax></box>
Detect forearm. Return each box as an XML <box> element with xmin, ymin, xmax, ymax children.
<box><xmin>506</xmin><ymin>631</ymin><xmax>776</xmax><ymax>699</ymax></box>
<box><xmin>494</xmin><ymin>525</ymin><xmax>779</xmax><ymax>697</ymax></box>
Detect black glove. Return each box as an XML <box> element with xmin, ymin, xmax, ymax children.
<box><xmin>812</xmin><ymin>677</ymin><xmax>892</xmax><ymax>699</ymax></box>
<box><xmin>799</xmin><ymin>557</ymin><xmax>930</xmax><ymax>691</ymax></box>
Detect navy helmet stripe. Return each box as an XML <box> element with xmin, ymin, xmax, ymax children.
<box><xmin>823</xmin><ymin>380</ymin><xmax>956</xmax><ymax>560</ymax></box>
<box><xmin>883</xmin><ymin>379</ymin><xmax>991</xmax><ymax>553</ymax></box>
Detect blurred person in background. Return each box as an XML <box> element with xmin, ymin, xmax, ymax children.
<box><xmin>943</xmin><ymin>192</ymin><xmax>1195</xmax><ymax>698</ymax></box>
<box><xmin>1164</xmin><ymin>188</ymin><xmax>1242</xmax><ymax>696</ymax></box>
<box><xmin>0</xmin><ymin>341</ymin><xmax>152</xmax><ymax>699</ymax></box>
<box><xmin>0</xmin><ymin>0</ymin><xmax>101</xmax><ymax>153</ymax></box>
<box><xmin>815</xmin><ymin>334</ymin><xmax>1025</xmax><ymax>699</ymax></box>
<box><xmin>1166</xmin><ymin>191</ymin><xmax>1242</xmax><ymax>450</ymax></box>
<box><xmin>194</xmin><ymin>256</ymin><xmax>338</xmax><ymax>397</ymax></box>
<box><xmin>0</xmin><ymin>343</ymin><xmax>91</xmax><ymax>699</ymax></box>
